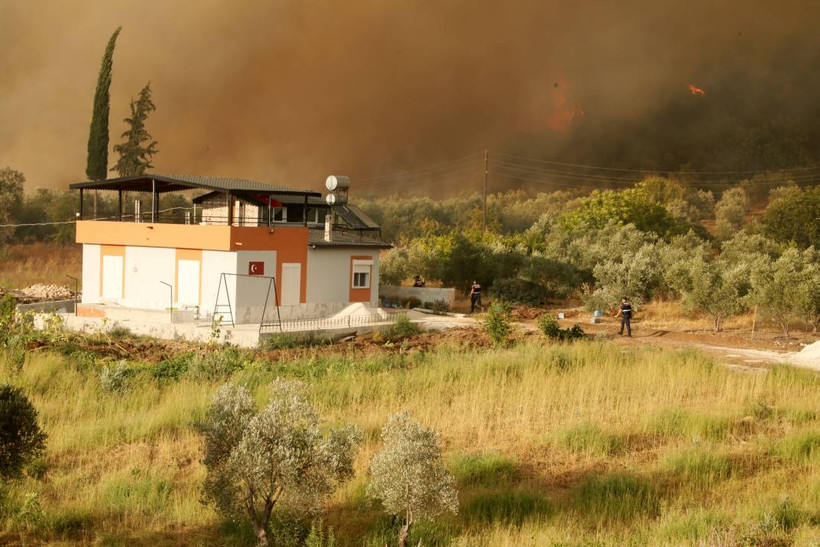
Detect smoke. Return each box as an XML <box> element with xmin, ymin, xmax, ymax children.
<box><xmin>2</xmin><ymin>0</ymin><xmax>819</xmax><ymax>193</ymax></box>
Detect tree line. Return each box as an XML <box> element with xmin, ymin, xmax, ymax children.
<box><xmin>372</xmin><ymin>179</ymin><xmax>820</xmax><ymax>333</ymax></box>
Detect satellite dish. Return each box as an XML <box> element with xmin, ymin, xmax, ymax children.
<box><xmin>325</xmin><ymin>175</ymin><xmax>351</xmax><ymax>191</ymax></box>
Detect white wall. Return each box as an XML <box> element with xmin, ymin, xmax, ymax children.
<box><xmin>202</xmin><ymin>250</ymin><xmax>238</xmax><ymax>319</ymax></box>
<box><xmin>81</xmin><ymin>244</ymin><xmax>101</xmax><ymax>303</ymax></box>
<box><xmin>306</xmin><ymin>248</ymin><xmax>380</xmax><ymax>307</ymax></box>
<box><xmin>234</xmin><ymin>251</ymin><xmax>277</xmax><ymax>324</ymax></box>
<box><xmin>123</xmin><ymin>247</ymin><xmax>175</xmax><ymax>309</ymax></box>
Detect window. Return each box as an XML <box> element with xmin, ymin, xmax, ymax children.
<box><xmin>352</xmin><ymin>260</ymin><xmax>372</xmax><ymax>289</ymax></box>
<box><xmin>272</xmin><ymin>206</ymin><xmax>287</xmax><ymax>222</ymax></box>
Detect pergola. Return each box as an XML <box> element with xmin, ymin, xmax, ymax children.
<box><xmin>69</xmin><ymin>174</ymin><xmax>322</xmax><ymax>225</ymax></box>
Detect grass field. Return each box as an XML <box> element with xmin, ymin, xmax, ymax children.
<box><xmin>1</xmin><ymin>336</ymin><xmax>819</xmax><ymax>546</ymax></box>
<box><xmin>0</xmin><ymin>244</ymin><xmax>81</xmax><ymax>289</ymax></box>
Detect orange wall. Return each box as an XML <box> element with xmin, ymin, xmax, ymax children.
<box><xmin>349</xmin><ymin>255</ymin><xmax>372</xmax><ymax>303</ymax></box>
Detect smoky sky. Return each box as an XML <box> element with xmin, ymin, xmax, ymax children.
<box><xmin>2</xmin><ymin>0</ymin><xmax>819</xmax><ymax>194</ymax></box>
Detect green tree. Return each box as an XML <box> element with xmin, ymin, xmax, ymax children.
<box><xmin>714</xmin><ymin>187</ymin><xmax>749</xmax><ymax>239</ymax></box>
<box><xmin>762</xmin><ymin>186</ymin><xmax>820</xmax><ymax>249</ymax></box>
<box><xmin>0</xmin><ymin>167</ymin><xmax>25</xmax><ymax>243</ymax></box>
<box><xmin>0</xmin><ymin>384</ymin><xmax>47</xmax><ymax>481</ymax></box>
<box><xmin>197</xmin><ymin>381</ymin><xmax>360</xmax><ymax>546</ymax></box>
<box><xmin>112</xmin><ymin>82</ymin><xmax>158</xmax><ymax>177</ymax></box>
<box><xmin>366</xmin><ymin>412</ymin><xmax>458</xmax><ymax>547</ymax></box>
<box><xmin>753</xmin><ymin>247</ymin><xmax>819</xmax><ymax>336</ymax></box>
<box><xmin>680</xmin><ymin>257</ymin><xmax>751</xmax><ymax>332</ymax></box>
<box><xmin>86</xmin><ymin>27</ymin><xmax>122</xmax><ymax>181</ymax></box>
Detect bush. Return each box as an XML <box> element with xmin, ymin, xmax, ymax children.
<box><xmin>537</xmin><ymin>314</ymin><xmax>585</xmax><ymax>341</ymax></box>
<box><xmin>386</xmin><ymin>315</ymin><xmax>421</xmax><ymax>339</ymax></box>
<box><xmin>488</xmin><ymin>278</ymin><xmax>549</xmax><ymax>306</ymax></box>
<box><xmin>98</xmin><ymin>361</ymin><xmax>130</xmax><ymax>393</ymax></box>
<box><xmin>0</xmin><ymin>384</ymin><xmax>47</xmax><ymax>480</ymax></box>
<box><xmin>149</xmin><ymin>353</ymin><xmax>194</xmax><ymax>382</ymax></box>
<box><xmin>263</xmin><ymin>332</ymin><xmax>332</xmax><ymax>350</ymax></box>
<box><xmin>188</xmin><ymin>347</ymin><xmax>247</xmax><ymax>380</ymax></box>
<box><xmin>484</xmin><ymin>303</ymin><xmax>513</xmax><ymax>347</ymax></box>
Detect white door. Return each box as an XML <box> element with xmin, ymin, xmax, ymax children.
<box><xmin>102</xmin><ymin>255</ymin><xmax>123</xmax><ymax>300</ymax></box>
<box><xmin>280</xmin><ymin>263</ymin><xmax>301</xmax><ymax>306</ymax></box>
<box><xmin>177</xmin><ymin>260</ymin><xmax>200</xmax><ymax>306</ymax></box>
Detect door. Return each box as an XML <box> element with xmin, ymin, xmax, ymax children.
<box><xmin>102</xmin><ymin>255</ymin><xmax>123</xmax><ymax>300</ymax></box>
<box><xmin>177</xmin><ymin>259</ymin><xmax>200</xmax><ymax>306</ymax></box>
<box><xmin>280</xmin><ymin>263</ymin><xmax>301</xmax><ymax>306</ymax></box>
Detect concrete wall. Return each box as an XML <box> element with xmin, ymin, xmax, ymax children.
<box><xmin>202</xmin><ymin>250</ymin><xmax>238</xmax><ymax>318</ymax></box>
<box><xmin>81</xmin><ymin>244</ymin><xmax>100</xmax><ymax>303</ymax></box>
<box><xmin>233</xmin><ymin>251</ymin><xmax>277</xmax><ymax>324</ymax></box>
<box><xmin>306</xmin><ymin>248</ymin><xmax>380</xmax><ymax>307</ymax></box>
<box><xmin>379</xmin><ymin>286</ymin><xmax>455</xmax><ymax>307</ymax></box>
<box><xmin>124</xmin><ymin>246</ymin><xmax>175</xmax><ymax>309</ymax></box>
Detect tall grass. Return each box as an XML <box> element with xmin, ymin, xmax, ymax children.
<box><xmin>2</xmin><ymin>340</ymin><xmax>819</xmax><ymax>544</ymax></box>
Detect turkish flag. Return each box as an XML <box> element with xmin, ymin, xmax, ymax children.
<box><xmin>248</xmin><ymin>261</ymin><xmax>265</xmax><ymax>275</ymax></box>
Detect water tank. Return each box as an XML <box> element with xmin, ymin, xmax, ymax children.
<box><xmin>325</xmin><ymin>175</ymin><xmax>351</xmax><ymax>191</ymax></box>
<box><xmin>326</xmin><ymin>193</ymin><xmax>347</xmax><ymax>205</ymax></box>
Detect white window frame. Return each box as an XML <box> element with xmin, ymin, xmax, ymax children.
<box><xmin>272</xmin><ymin>206</ymin><xmax>287</xmax><ymax>223</ymax></box>
<box><xmin>352</xmin><ymin>259</ymin><xmax>373</xmax><ymax>289</ymax></box>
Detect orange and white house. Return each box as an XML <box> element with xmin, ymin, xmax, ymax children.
<box><xmin>71</xmin><ymin>174</ymin><xmax>390</xmax><ymax>324</ymax></box>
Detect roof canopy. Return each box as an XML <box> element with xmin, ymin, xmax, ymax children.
<box><xmin>69</xmin><ymin>174</ymin><xmax>321</xmax><ymax>197</ymax></box>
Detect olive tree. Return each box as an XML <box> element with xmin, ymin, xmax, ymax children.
<box><xmin>366</xmin><ymin>412</ymin><xmax>458</xmax><ymax>547</ymax></box>
<box><xmin>714</xmin><ymin>187</ymin><xmax>749</xmax><ymax>239</ymax></box>
<box><xmin>197</xmin><ymin>381</ymin><xmax>361</xmax><ymax>546</ymax></box>
<box><xmin>753</xmin><ymin>247</ymin><xmax>819</xmax><ymax>336</ymax></box>
<box><xmin>0</xmin><ymin>384</ymin><xmax>47</xmax><ymax>481</ymax></box>
<box><xmin>680</xmin><ymin>257</ymin><xmax>751</xmax><ymax>331</ymax></box>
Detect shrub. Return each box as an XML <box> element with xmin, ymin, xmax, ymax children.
<box><xmin>149</xmin><ymin>353</ymin><xmax>194</xmax><ymax>382</ymax></box>
<box><xmin>264</xmin><ymin>332</ymin><xmax>332</xmax><ymax>350</ymax></box>
<box><xmin>386</xmin><ymin>314</ymin><xmax>421</xmax><ymax>339</ymax></box>
<box><xmin>489</xmin><ymin>278</ymin><xmax>548</xmax><ymax>306</ymax></box>
<box><xmin>98</xmin><ymin>361</ymin><xmax>130</xmax><ymax>393</ymax></box>
<box><xmin>188</xmin><ymin>347</ymin><xmax>246</xmax><ymax>380</ymax></box>
<box><xmin>484</xmin><ymin>303</ymin><xmax>513</xmax><ymax>347</ymax></box>
<box><xmin>538</xmin><ymin>314</ymin><xmax>585</xmax><ymax>341</ymax></box>
<box><xmin>0</xmin><ymin>384</ymin><xmax>47</xmax><ymax>480</ymax></box>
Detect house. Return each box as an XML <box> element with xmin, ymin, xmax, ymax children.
<box><xmin>69</xmin><ymin>174</ymin><xmax>390</xmax><ymax>325</ymax></box>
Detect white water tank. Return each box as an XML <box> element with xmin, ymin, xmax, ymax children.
<box><xmin>326</xmin><ymin>193</ymin><xmax>347</xmax><ymax>205</ymax></box>
<box><xmin>325</xmin><ymin>175</ymin><xmax>351</xmax><ymax>191</ymax></box>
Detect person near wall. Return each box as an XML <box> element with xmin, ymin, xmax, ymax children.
<box><xmin>413</xmin><ymin>275</ymin><xmax>426</xmax><ymax>287</ymax></box>
<box><xmin>614</xmin><ymin>296</ymin><xmax>633</xmax><ymax>337</ymax></box>
<box><xmin>470</xmin><ymin>280</ymin><xmax>482</xmax><ymax>313</ymax></box>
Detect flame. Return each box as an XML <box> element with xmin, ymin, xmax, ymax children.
<box><xmin>687</xmin><ymin>83</ymin><xmax>706</xmax><ymax>96</ymax></box>
<box><xmin>547</xmin><ymin>78</ymin><xmax>585</xmax><ymax>131</ymax></box>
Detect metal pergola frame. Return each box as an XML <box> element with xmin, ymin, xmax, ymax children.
<box><xmin>212</xmin><ymin>272</ymin><xmax>282</xmax><ymax>334</ymax></box>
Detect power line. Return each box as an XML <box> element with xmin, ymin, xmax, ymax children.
<box><xmin>491</xmin><ymin>151</ymin><xmax>820</xmax><ymax>176</ymax></box>
<box><xmin>357</xmin><ymin>153</ymin><xmax>483</xmax><ymax>184</ymax></box>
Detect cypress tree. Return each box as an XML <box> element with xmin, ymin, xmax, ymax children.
<box><xmin>85</xmin><ymin>27</ymin><xmax>122</xmax><ymax>181</ymax></box>
<box><xmin>112</xmin><ymin>82</ymin><xmax>158</xmax><ymax>177</ymax></box>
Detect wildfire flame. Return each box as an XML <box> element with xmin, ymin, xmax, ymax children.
<box><xmin>688</xmin><ymin>83</ymin><xmax>706</xmax><ymax>96</ymax></box>
<box><xmin>548</xmin><ymin>78</ymin><xmax>585</xmax><ymax>131</ymax></box>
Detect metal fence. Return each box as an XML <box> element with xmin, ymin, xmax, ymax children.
<box><xmin>261</xmin><ymin>312</ymin><xmax>401</xmax><ymax>333</ymax></box>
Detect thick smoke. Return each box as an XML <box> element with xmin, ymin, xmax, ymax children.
<box><xmin>2</xmin><ymin>0</ymin><xmax>819</xmax><ymax>193</ymax></box>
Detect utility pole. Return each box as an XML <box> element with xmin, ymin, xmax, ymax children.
<box><xmin>483</xmin><ymin>149</ymin><xmax>488</xmax><ymax>231</ymax></box>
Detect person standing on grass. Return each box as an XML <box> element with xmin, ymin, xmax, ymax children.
<box><xmin>469</xmin><ymin>280</ymin><xmax>482</xmax><ymax>313</ymax></box>
<box><xmin>615</xmin><ymin>296</ymin><xmax>633</xmax><ymax>336</ymax></box>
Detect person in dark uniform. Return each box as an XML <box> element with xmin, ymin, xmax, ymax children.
<box><xmin>412</xmin><ymin>275</ymin><xmax>426</xmax><ymax>287</ymax></box>
<box><xmin>470</xmin><ymin>280</ymin><xmax>482</xmax><ymax>313</ymax></box>
<box><xmin>615</xmin><ymin>297</ymin><xmax>633</xmax><ymax>336</ymax></box>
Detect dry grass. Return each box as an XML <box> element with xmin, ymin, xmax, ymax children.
<box><xmin>0</xmin><ymin>244</ymin><xmax>81</xmax><ymax>289</ymax></box>
<box><xmin>1</xmin><ymin>340</ymin><xmax>819</xmax><ymax>545</ymax></box>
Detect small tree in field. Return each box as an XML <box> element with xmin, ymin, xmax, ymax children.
<box><xmin>197</xmin><ymin>381</ymin><xmax>361</xmax><ymax>546</ymax></box>
<box><xmin>681</xmin><ymin>258</ymin><xmax>750</xmax><ymax>332</ymax></box>
<box><xmin>484</xmin><ymin>302</ymin><xmax>513</xmax><ymax>347</ymax></box>
<box><xmin>112</xmin><ymin>82</ymin><xmax>159</xmax><ymax>177</ymax></box>
<box><xmin>367</xmin><ymin>412</ymin><xmax>458</xmax><ymax>547</ymax></box>
<box><xmin>0</xmin><ymin>384</ymin><xmax>47</xmax><ymax>481</ymax></box>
